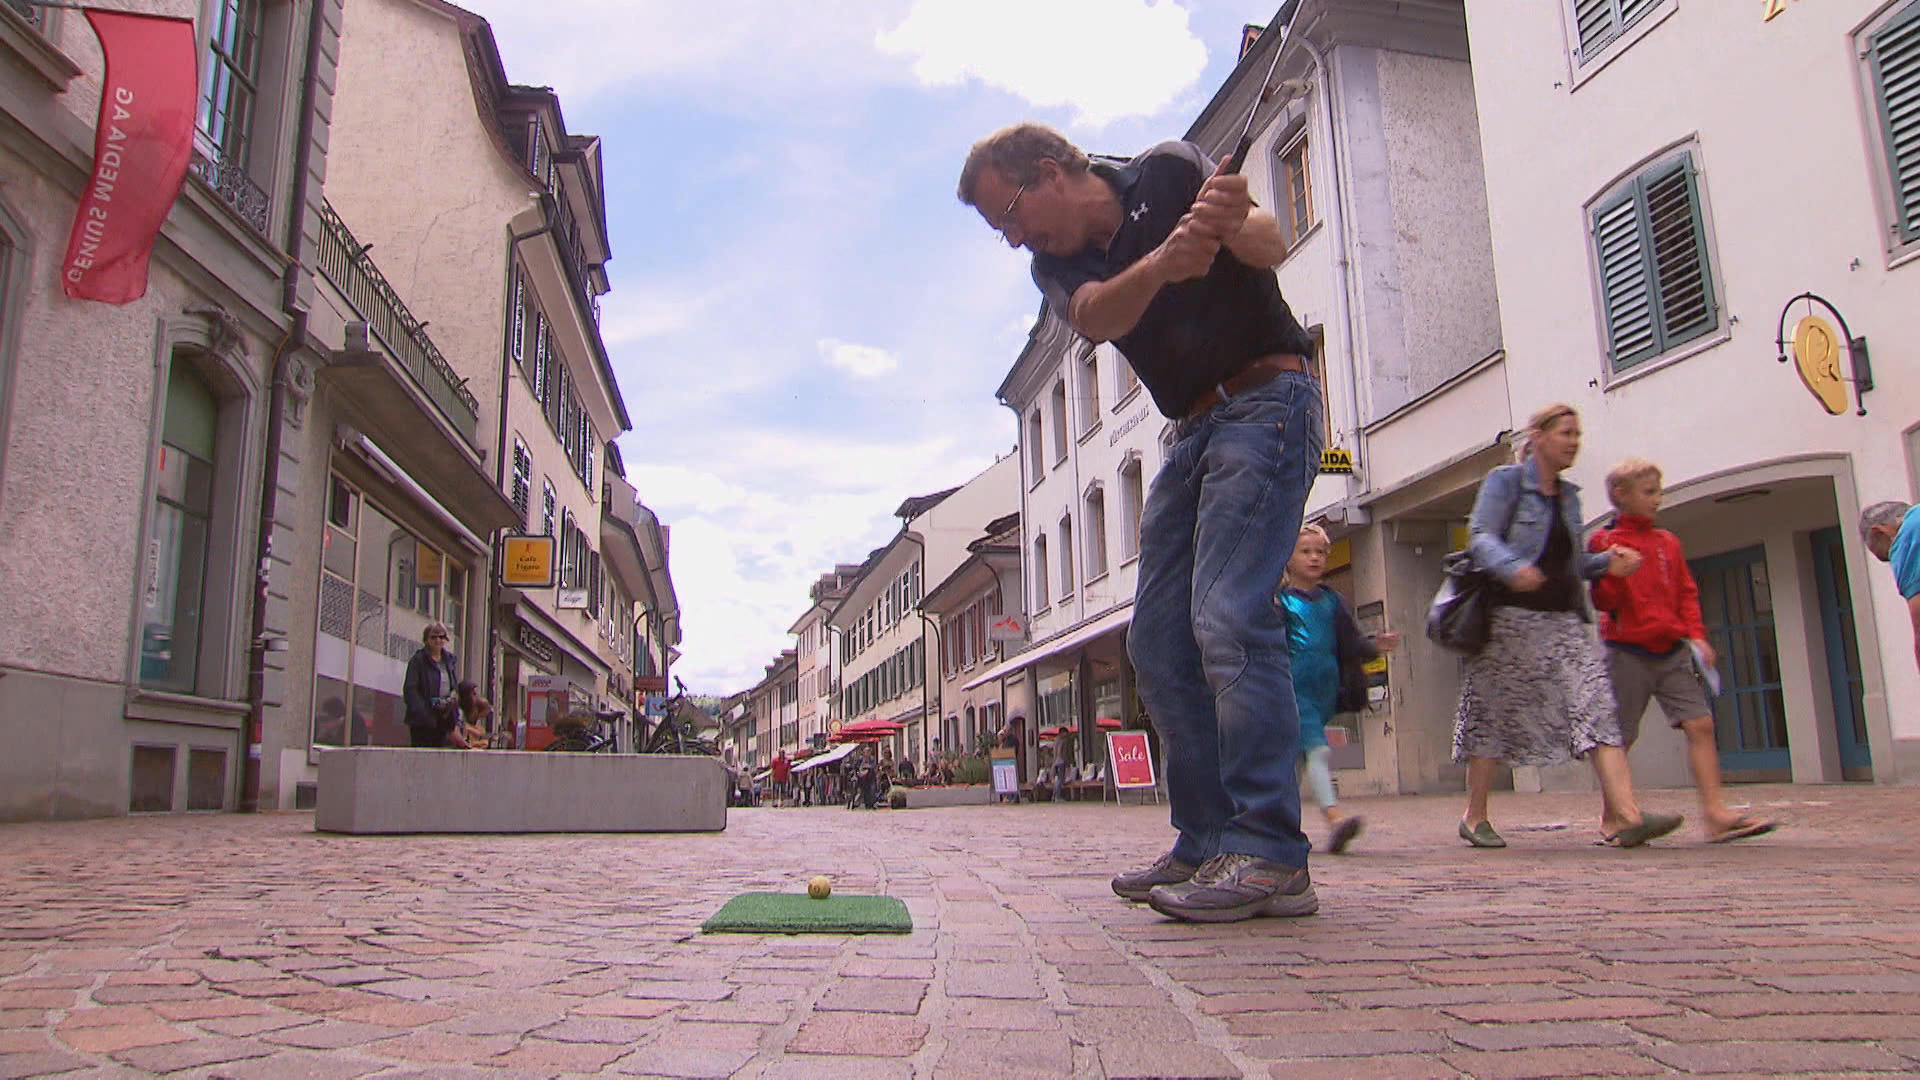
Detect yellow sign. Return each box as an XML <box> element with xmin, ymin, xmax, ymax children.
<box><xmin>1320</xmin><ymin>448</ymin><xmax>1356</xmax><ymax>474</ymax></box>
<box><xmin>501</xmin><ymin>535</ymin><xmax>556</xmax><ymax>587</ymax></box>
<box><xmin>1791</xmin><ymin>314</ymin><xmax>1848</xmax><ymax>416</ymax></box>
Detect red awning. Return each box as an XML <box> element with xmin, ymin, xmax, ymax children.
<box><xmin>1037</xmin><ymin>726</ymin><xmax>1060</xmax><ymax>739</ymax></box>
<box><xmin>1095</xmin><ymin>717</ymin><xmax>1122</xmax><ymax>730</ymax></box>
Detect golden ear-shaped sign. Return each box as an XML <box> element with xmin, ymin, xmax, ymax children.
<box><xmin>1792</xmin><ymin>315</ymin><xmax>1848</xmax><ymax>416</ymax></box>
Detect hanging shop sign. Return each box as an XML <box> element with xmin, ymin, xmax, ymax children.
<box><xmin>556</xmin><ymin>586</ymin><xmax>590</xmax><ymax>610</ymax></box>
<box><xmin>501</xmin><ymin>535</ymin><xmax>556</xmax><ymax>587</ymax></box>
<box><xmin>1319</xmin><ymin>448</ymin><xmax>1356</xmax><ymax>474</ymax></box>
<box><xmin>1775</xmin><ymin>292</ymin><xmax>1872</xmax><ymax>417</ymax></box>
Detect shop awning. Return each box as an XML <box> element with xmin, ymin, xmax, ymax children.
<box><xmin>793</xmin><ymin>742</ymin><xmax>858</xmax><ymax>773</ymax></box>
<box><xmin>961</xmin><ymin>604</ymin><xmax>1132</xmax><ymax>691</ymax></box>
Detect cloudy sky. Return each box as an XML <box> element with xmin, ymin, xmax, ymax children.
<box><xmin>456</xmin><ymin>0</ymin><xmax>1284</xmax><ymax>693</ymax></box>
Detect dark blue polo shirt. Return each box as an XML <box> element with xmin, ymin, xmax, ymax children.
<box><xmin>1031</xmin><ymin>141</ymin><xmax>1315</xmax><ymax>420</ymax></box>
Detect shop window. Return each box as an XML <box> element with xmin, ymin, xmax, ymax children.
<box><xmin>139</xmin><ymin>365</ymin><xmax>219</xmax><ymax>693</ymax></box>
<box><xmin>311</xmin><ymin>482</ymin><xmax>468</xmax><ymax>750</ymax></box>
<box><xmin>1589</xmin><ymin>147</ymin><xmax>1719</xmax><ymax>375</ymax></box>
<box><xmin>1865</xmin><ymin>1</ymin><xmax>1920</xmax><ymax>249</ymax></box>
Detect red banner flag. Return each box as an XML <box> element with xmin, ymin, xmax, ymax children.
<box><xmin>61</xmin><ymin>10</ymin><xmax>198</xmax><ymax>304</ymax></box>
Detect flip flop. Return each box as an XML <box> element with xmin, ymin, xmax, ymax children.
<box><xmin>1597</xmin><ymin>811</ymin><xmax>1684</xmax><ymax>849</ymax></box>
<box><xmin>1708</xmin><ymin>818</ymin><xmax>1778</xmax><ymax>844</ymax></box>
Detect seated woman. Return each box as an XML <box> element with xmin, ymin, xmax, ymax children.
<box><xmin>446</xmin><ymin>681</ymin><xmax>494</xmax><ymax>749</ymax></box>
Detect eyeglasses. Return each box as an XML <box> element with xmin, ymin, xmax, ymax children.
<box><xmin>428</xmin><ymin>633</ymin><xmax>448</xmax><ymax>641</ymax></box>
<box><xmin>995</xmin><ymin>182</ymin><xmax>1029</xmax><ymax>238</ymax></box>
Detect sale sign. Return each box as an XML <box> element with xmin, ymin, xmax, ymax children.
<box><xmin>1106</xmin><ymin>731</ymin><xmax>1156</xmax><ymax>789</ymax></box>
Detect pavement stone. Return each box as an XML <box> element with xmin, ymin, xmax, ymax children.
<box><xmin>0</xmin><ymin>783</ymin><xmax>1917</xmax><ymax>1077</ymax></box>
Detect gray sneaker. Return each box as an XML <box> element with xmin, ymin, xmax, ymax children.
<box><xmin>1145</xmin><ymin>853</ymin><xmax>1317</xmax><ymax>923</ymax></box>
<box><xmin>1110</xmin><ymin>851</ymin><xmax>1198</xmax><ymax>901</ymax></box>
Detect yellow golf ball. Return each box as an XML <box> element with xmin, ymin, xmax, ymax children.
<box><xmin>807</xmin><ymin>876</ymin><xmax>831</xmax><ymax>899</ymax></box>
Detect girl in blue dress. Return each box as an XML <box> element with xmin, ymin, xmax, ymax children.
<box><xmin>1278</xmin><ymin>525</ymin><xmax>1399</xmax><ymax>853</ymax></box>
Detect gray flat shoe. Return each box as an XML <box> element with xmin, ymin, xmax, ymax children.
<box><xmin>1459</xmin><ymin>819</ymin><xmax>1506</xmax><ymax>848</ymax></box>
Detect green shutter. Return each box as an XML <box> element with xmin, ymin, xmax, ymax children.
<box><xmin>1643</xmin><ymin>156</ymin><xmax>1716</xmax><ymax>349</ymax></box>
<box><xmin>1870</xmin><ymin>2</ymin><xmax>1920</xmax><ymax>244</ymax></box>
<box><xmin>1573</xmin><ymin>0</ymin><xmax>1619</xmax><ymax>60</ymax></box>
<box><xmin>1620</xmin><ymin>0</ymin><xmax>1662</xmax><ymax>30</ymax></box>
<box><xmin>1593</xmin><ymin>189</ymin><xmax>1657</xmax><ymax>370</ymax></box>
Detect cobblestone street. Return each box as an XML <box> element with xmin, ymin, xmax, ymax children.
<box><xmin>4</xmin><ymin>783</ymin><xmax>1920</xmax><ymax>1079</ymax></box>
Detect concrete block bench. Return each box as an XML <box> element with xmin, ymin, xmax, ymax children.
<box><xmin>900</xmin><ymin>784</ymin><xmax>994</xmax><ymax>809</ymax></box>
<box><xmin>315</xmin><ymin>748</ymin><xmax>728</xmax><ymax>834</ymax></box>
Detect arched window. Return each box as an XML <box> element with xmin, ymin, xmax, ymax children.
<box><xmin>138</xmin><ymin>365</ymin><xmax>219</xmax><ymax>691</ymax></box>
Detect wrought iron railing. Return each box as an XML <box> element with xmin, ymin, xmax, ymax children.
<box><xmin>189</xmin><ymin>146</ymin><xmax>270</xmax><ymax>235</ymax></box>
<box><xmin>4</xmin><ymin>0</ymin><xmax>41</xmax><ymax>26</ymax></box>
<box><xmin>316</xmin><ymin>200</ymin><xmax>481</xmax><ymax>446</ymax></box>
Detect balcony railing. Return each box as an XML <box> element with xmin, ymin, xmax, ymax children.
<box><xmin>189</xmin><ymin>145</ymin><xmax>269</xmax><ymax>235</ymax></box>
<box><xmin>317</xmin><ymin>199</ymin><xmax>481</xmax><ymax>447</ymax></box>
<box><xmin>4</xmin><ymin>0</ymin><xmax>42</xmax><ymax>26</ymax></box>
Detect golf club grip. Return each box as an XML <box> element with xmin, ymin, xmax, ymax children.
<box><xmin>1222</xmin><ymin>134</ymin><xmax>1253</xmax><ymax>175</ymax></box>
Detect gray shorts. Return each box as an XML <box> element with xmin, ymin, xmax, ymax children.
<box><xmin>1607</xmin><ymin>644</ymin><xmax>1711</xmax><ymax>747</ymax></box>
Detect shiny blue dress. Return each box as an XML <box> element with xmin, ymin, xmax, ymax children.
<box><xmin>1279</xmin><ymin>585</ymin><xmax>1341</xmax><ymax>750</ymax></box>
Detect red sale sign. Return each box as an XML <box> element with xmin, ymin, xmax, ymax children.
<box><xmin>1106</xmin><ymin>731</ymin><xmax>1156</xmax><ymax>789</ymax></box>
<box><xmin>61</xmin><ymin>10</ymin><xmax>198</xmax><ymax>304</ymax></box>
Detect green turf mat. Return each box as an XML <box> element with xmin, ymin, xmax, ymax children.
<box><xmin>701</xmin><ymin>892</ymin><xmax>912</xmax><ymax>934</ymax></box>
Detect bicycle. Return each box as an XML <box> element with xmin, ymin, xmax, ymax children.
<box><xmin>640</xmin><ymin>678</ymin><xmax>720</xmax><ymax>756</ymax></box>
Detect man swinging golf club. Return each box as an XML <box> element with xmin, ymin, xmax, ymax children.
<box><xmin>957</xmin><ymin>116</ymin><xmax>1322</xmax><ymax>922</ymax></box>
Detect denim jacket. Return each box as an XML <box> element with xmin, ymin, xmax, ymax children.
<box><xmin>1466</xmin><ymin>460</ymin><xmax>1611</xmax><ymax>590</ymax></box>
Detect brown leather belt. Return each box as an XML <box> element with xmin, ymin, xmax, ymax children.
<box><xmin>1183</xmin><ymin>354</ymin><xmax>1310</xmax><ymax>423</ymax></box>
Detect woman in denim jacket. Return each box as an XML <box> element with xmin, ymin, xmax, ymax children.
<box><xmin>1453</xmin><ymin>404</ymin><xmax>1684</xmax><ymax>850</ymax></box>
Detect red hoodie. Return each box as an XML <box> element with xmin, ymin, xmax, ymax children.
<box><xmin>1587</xmin><ymin>514</ymin><xmax>1707</xmax><ymax>652</ymax></box>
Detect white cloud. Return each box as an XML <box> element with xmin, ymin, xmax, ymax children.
<box><xmin>876</xmin><ymin>0</ymin><xmax>1210</xmax><ymax>127</ymax></box>
<box><xmin>818</xmin><ymin>338</ymin><xmax>899</xmax><ymax>378</ymax></box>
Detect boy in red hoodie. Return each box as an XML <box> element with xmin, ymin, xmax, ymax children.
<box><xmin>1589</xmin><ymin>459</ymin><xmax>1777</xmax><ymax>844</ymax></box>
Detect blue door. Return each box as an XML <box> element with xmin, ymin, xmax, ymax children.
<box><xmin>1810</xmin><ymin>527</ymin><xmax>1871</xmax><ymax>774</ymax></box>
<box><xmin>1688</xmin><ymin>545</ymin><xmax>1790</xmax><ymax>773</ymax></box>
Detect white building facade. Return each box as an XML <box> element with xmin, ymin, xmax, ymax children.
<box><xmin>1462</xmin><ymin>0</ymin><xmax>1920</xmax><ymax>786</ymax></box>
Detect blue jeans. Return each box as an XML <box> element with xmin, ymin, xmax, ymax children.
<box><xmin>1127</xmin><ymin>371</ymin><xmax>1324</xmax><ymax>869</ymax></box>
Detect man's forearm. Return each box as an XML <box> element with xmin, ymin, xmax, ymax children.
<box><xmin>1068</xmin><ymin>249</ymin><xmax>1173</xmax><ymax>343</ymax></box>
<box><xmin>1223</xmin><ymin>209</ymin><xmax>1289</xmax><ymax>268</ymax></box>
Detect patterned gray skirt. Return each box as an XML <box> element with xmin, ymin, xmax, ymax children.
<box><xmin>1452</xmin><ymin>607</ymin><xmax>1622</xmax><ymax>765</ymax></box>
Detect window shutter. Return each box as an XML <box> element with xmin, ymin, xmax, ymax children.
<box><xmin>508</xmin><ymin>271</ymin><xmax>526</xmax><ymax>365</ymax></box>
<box><xmin>1592</xmin><ymin>188</ymin><xmax>1657</xmax><ymax>370</ymax></box>
<box><xmin>532</xmin><ymin>313</ymin><xmax>548</xmax><ymax>398</ymax></box>
<box><xmin>1643</xmin><ymin>157</ymin><xmax>1716</xmax><ymax>348</ymax></box>
<box><xmin>1572</xmin><ymin>0</ymin><xmax>1619</xmax><ymax>59</ymax></box>
<box><xmin>1870</xmin><ymin>4</ymin><xmax>1920</xmax><ymax>244</ymax></box>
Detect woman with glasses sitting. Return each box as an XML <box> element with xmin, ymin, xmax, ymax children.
<box><xmin>402</xmin><ymin>622</ymin><xmax>460</xmax><ymax>748</ymax></box>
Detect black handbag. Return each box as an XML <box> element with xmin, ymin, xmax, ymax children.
<box><xmin>1425</xmin><ymin>484</ymin><xmax>1526</xmax><ymax>655</ymax></box>
<box><xmin>1426</xmin><ymin>552</ymin><xmax>1496</xmax><ymax>655</ymax></box>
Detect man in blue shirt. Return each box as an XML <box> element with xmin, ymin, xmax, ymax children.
<box><xmin>959</xmin><ymin>123</ymin><xmax>1322</xmax><ymax>923</ymax></box>
<box><xmin>1861</xmin><ymin>500</ymin><xmax>1920</xmax><ymax>674</ymax></box>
